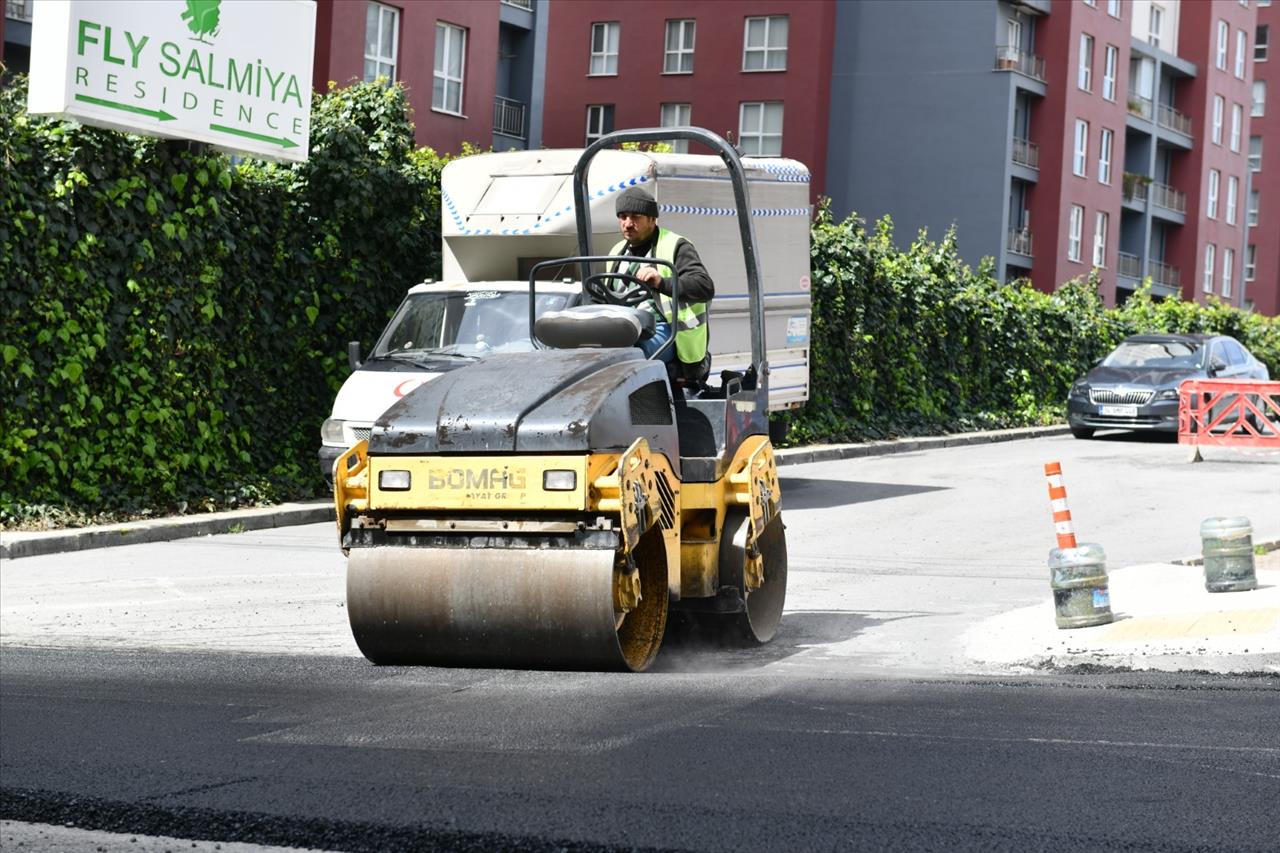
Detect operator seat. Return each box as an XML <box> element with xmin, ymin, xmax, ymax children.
<box><xmin>535</xmin><ymin>305</ymin><xmax>655</xmax><ymax>350</ymax></box>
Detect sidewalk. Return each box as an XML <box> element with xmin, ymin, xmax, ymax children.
<box><xmin>0</xmin><ymin>424</ymin><xmax>1069</xmax><ymax>561</ymax></box>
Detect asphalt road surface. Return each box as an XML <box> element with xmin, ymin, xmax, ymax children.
<box><xmin>2</xmin><ymin>432</ymin><xmax>1278</xmax><ymax>850</ymax></box>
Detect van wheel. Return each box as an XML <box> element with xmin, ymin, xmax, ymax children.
<box><xmin>1070</xmin><ymin>427</ymin><xmax>1094</xmax><ymax>440</ymax></box>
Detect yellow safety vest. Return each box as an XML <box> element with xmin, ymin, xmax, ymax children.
<box><xmin>609</xmin><ymin>228</ymin><xmax>709</xmax><ymax>364</ymax></box>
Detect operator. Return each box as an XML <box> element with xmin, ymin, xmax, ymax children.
<box><xmin>607</xmin><ymin>186</ymin><xmax>714</xmax><ymax>381</ymax></box>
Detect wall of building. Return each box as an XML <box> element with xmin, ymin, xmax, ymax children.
<box><xmin>826</xmin><ymin>0</ymin><xmax>1013</xmax><ymax>271</ymax></box>
<box><xmin>1248</xmin><ymin>0</ymin><xmax>1279</xmax><ymax>315</ymax></box>
<box><xmin>312</xmin><ymin>0</ymin><xmax>498</xmax><ymax>154</ymax></box>
<box><xmin>540</xmin><ymin>0</ymin><xmax>834</xmax><ymax>197</ymax></box>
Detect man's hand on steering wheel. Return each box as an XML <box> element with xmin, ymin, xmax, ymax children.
<box><xmin>584</xmin><ymin>272</ymin><xmax>658</xmax><ymax>308</ymax></box>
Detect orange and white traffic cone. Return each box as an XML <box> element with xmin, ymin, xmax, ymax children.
<box><xmin>1043</xmin><ymin>461</ymin><xmax>1113</xmax><ymax>629</ymax></box>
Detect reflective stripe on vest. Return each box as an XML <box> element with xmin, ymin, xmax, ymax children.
<box><xmin>609</xmin><ymin>227</ymin><xmax>709</xmax><ymax>363</ymax></box>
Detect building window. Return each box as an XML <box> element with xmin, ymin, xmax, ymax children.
<box><xmin>1204</xmin><ymin>244</ymin><xmax>1216</xmax><ymax>292</ymax></box>
<box><xmin>1103</xmin><ymin>45</ymin><xmax>1118</xmax><ymax>101</ymax></box>
<box><xmin>1231</xmin><ymin>103</ymin><xmax>1243</xmax><ymax>151</ymax></box>
<box><xmin>1093</xmin><ymin>211</ymin><xmax>1109</xmax><ymax>267</ymax></box>
<box><xmin>1257</xmin><ymin>24</ymin><xmax>1269</xmax><ymax>61</ymax></box>
<box><xmin>1207</xmin><ymin>169</ymin><xmax>1220</xmax><ymax>218</ymax></box>
<box><xmin>738</xmin><ymin>102</ymin><xmax>784</xmax><ymax>155</ymax></box>
<box><xmin>1148</xmin><ymin>4</ymin><xmax>1164</xmax><ymax>49</ymax></box>
<box><xmin>660</xmin><ymin>103</ymin><xmax>691</xmax><ymax>152</ymax></box>
<box><xmin>1108</xmin><ymin>0</ymin><xmax>1121</xmax><ymax>17</ymax></box>
<box><xmin>1250</xmin><ymin>135</ymin><xmax>1263</xmax><ymax>171</ymax></box>
<box><xmin>590</xmin><ymin>22</ymin><xmax>619</xmax><ymax>75</ymax></box>
<box><xmin>1068</xmin><ymin>205</ymin><xmax>1084</xmax><ymax>262</ymax></box>
<box><xmin>586</xmin><ymin>104</ymin><xmax>615</xmax><ymax>145</ymax></box>
<box><xmin>1217</xmin><ymin>20</ymin><xmax>1229</xmax><ymax>70</ymax></box>
<box><xmin>1073</xmin><ymin>119</ymin><xmax>1089</xmax><ymax>177</ymax></box>
<box><xmin>1226</xmin><ymin>175</ymin><xmax>1239</xmax><ymax>225</ymax></box>
<box><xmin>1249</xmin><ymin>189</ymin><xmax>1260</xmax><ymax>225</ymax></box>
<box><xmin>1254</xmin><ymin>80</ymin><xmax>1268</xmax><ymax>116</ymax></box>
<box><xmin>1079</xmin><ymin>34</ymin><xmax>1094</xmax><ymax>91</ymax></box>
<box><xmin>1222</xmin><ymin>248</ymin><xmax>1234</xmax><ymax>298</ymax></box>
<box><xmin>363</xmin><ymin>1</ymin><xmax>399</xmax><ymax>83</ymax></box>
<box><xmin>1236</xmin><ymin>30</ymin><xmax>1248</xmax><ymax>78</ymax></box>
<box><xmin>433</xmin><ymin>22</ymin><xmax>466</xmax><ymax>115</ymax></box>
<box><xmin>743</xmin><ymin>16</ymin><xmax>788</xmax><ymax>71</ymax></box>
<box><xmin>1246</xmin><ymin>244</ymin><xmax>1257</xmax><ymax>281</ymax></box>
<box><xmin>1007</xmin><ymin>17</ymin><xmax>1022</xmax><ymax>52</ymax></box>
<box><xmin>664</xmin><ymin>19</ymin><xmax>695</xmax><ymax>74</ymax></box>
<box><xmin>1099</xmin><ymin>128</ymin><xmax>1113</xmax><ymax>184</ymax></box>
<box><xmin>1212</xmin><ymin>95</ymin><xmax>1224</xmax><ymax>145</ymax></box>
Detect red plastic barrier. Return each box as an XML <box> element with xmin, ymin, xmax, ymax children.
<box><xmin>1178</xmin><ymin>379</ymin><xmax>1280</xmax><ymax>450</ymax></box>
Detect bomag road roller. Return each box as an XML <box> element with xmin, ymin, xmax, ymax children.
<box><xmin>333</xmin><ymin>127</ymin><xmax>788</xmax><ymax>671</ymax></box>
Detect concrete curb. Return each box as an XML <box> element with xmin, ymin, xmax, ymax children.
<box><xmin>1172</xmin><ymin>538</ymin><xmax>1280</xmax><ymax>566</ymax></box>
<box><xmin>1</xmin><ymin>423</ymin><xmax>1070</xmax><ymax>561</ymax></box>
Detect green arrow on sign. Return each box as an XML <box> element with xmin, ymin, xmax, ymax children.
<box><xmin>209</xmin><ymin>123</ymin><xmax>299</xmax><ymax>149</ymax></box>
<box><xmin>74</xmin><ymin>94</ymin><xmax>176</xmax><ymax>121</ymax></box>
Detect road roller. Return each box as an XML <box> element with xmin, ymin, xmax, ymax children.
<box><xmin>333</xmin><ymin>127</ymin><xmax>788</xmax><ymax>671</ymax></box>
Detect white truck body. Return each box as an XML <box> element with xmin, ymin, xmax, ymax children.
<box><xmin>440</xmin><ymin>148</ymin><xmax>813</xmax><ymax>412</ymax></box>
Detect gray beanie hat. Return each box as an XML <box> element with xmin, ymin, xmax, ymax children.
<box><xmin>615</xmin><ymin>186</ymin><xmax>659</xmax><ymax>218</ymax></box>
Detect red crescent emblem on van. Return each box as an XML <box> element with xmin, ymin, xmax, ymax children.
<box><xmin>393</xmin><ymin>379</ymin><xmax>425</xmax><ymax>398</ymax></box>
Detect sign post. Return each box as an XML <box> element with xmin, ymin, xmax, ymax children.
<box><xmin>27</xmin><ymin>0</ymin><xmax>316</xmax><ymax>163</ymax></box>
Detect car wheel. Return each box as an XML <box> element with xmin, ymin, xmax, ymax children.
<box><xmin>1070</xmin><ymin>427</ymin><xmax>1094</xmax><ymax>440</ymax></box>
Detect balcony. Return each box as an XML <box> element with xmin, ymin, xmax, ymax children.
<box><xmin>5</xmin><ymin>0</ymin><xmax>32</xmax><ymax>21</ymax></box>
<box><xmin>994</xmin><ymin>47</ymin><xmax>1046</xmax><ymax>82</ymax></box>
<box><xmin>1011</xmin><ymin>137</ymin><xmax>1039</xmax><ymax>170</ymax></box>
<box><xmin>1150</xmin><ymin>259</ymin><xmax>1180</xmax><ymax>289</ymax></box>
<box><xmin>1156</xmin><ymin>103</ymin><xmax>1192</xmax><ymax>136</ymax></box>
<box><xmin>1150</xmin><ymin>181</ymin><xmax>1187</xmax><ymax>214</ymax></box>
<box><xmin>493</xmin><ymin>96</ymin><xmax>527</xmax><ymax>140</ymax></box>
<box><xmin>1122</xmin><ymin>172</ymin><xmax>1150</xmax><ymax>203</ymax></box>
<box><xmin>500</xmin><ymin>0</ymin><xmax>534</xmax><ymax>9</ymax></box>
<box><xmin>1118</xmin><ymin>252</ymin><xmax>1142</xmax><ymax>279</ymax></box>
<box><xmin>1008</xmin><ymin>228</ymin><xmax>1033</xmax><ymax>257</ymax></box>
<box><xmin>1127</xmin><ymin>91</ymin><xmax>1154</xmax><ymax>120</ymax></box>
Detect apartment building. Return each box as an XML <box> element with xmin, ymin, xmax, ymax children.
<box><xmin>1247</xmin><ymin>0</ymin><xmax>1279</xmax><ymax>314</ymax></box>
<box><xmin>537</xmin><ymin>0</ymin><xmax>836</xmax><ymax>200</ymax></box>
<box><xmin>2</xmin><ymin>0</ymin><xmax>33</xmax><ymax>78</ymax></box>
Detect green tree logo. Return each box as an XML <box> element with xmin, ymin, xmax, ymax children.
<box><xmin>181</xmin><ymin>0</ymin><xmax>221</xmax><ymax>45</ymax></box>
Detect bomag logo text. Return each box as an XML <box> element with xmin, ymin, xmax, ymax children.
<box><xmin>427</xmin><ymin>467</ymin><xmax>527</xmax><ymax>491</ymax></box>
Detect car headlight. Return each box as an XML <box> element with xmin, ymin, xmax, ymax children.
<box><xmin>1070</xmin><ymin>382</ymin><xmax>1089</xmax><ymax>397</ymax></box>
<box><xmin>1155</xmin><ymin>388</ymin><xmax>1179</xmax><ymax>401</ymax></box>
<box><xmin>321</xmin><ymin>417</ymin><xmax>346</xmax><ymax>444</ymax></box>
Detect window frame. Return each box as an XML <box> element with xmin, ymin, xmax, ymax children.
<box><xmin>1254</xmin><ymin>80</ymin><xmax>1268</xmax><ymax>116</ymax></box>
<box><xmin>1257</xmin><ymin>24</ymin><xmax>1269</xmax><ymax>62</ymax></box>
<box><xmin>1204</xmin><ymin>243</ymin><xmax>1216</xmax><ymax>293</ymax></box>
<box><xmin>1212</xmin><ymin>95</ymin><xmax>1224</xmax><ymax>145</ymax></box>
<box><xmin>589</xmin><ymin>21</ymin><xmax>620</xmax><ymax>76</ymax></box>
<box><xmin>1231</xmin><ymin>102</ymin><xmax>1243</xmax><ymax>151</ymax></box>
<box><xmin>660</xmin><ymin>102</ymin><xmax>692</xmax><ymax>152</ymax></box>
<box><xmin>585</xmin><ymin>103</ymin><xmax>615</xmax><ymax>145</ymax></box>
<box><xmin>1099</xmin><ymin>127</ymin><xmax>1113</xmax><ymax>184</ymax></box>
<box><xmin>1235</xmin><ymin>29</ymin><xmax>1248</xmax><ymax>78</ymax></box>
<box><xmin>1248</xmin><ymin>189</ymin><xmax>1260</xmax><ymax>225</ymax></box>
<box><xmin>1068</xmin><ymin>204</ymin><xmax>1084</xmax><ymax>263</ymax></box>
<box><xmin>432</xmin><ymin>21</ymin><xmax>467</xmax><ymax>116</ymax></box>
<box><xmin>363</xmin><ymin>1</ymin><xmax>400</xmax><ymax>84</ymax></box>
<box><xmin>1207</xmin><ymin>169</ymin><xmax>1220</xmax><ymax>219</ymax></box>
<box><xmin>1092</xmin><ymin>211</ymin><xmax>1109</xmax><ymax>267</ymax></box>
<box><xmin>663</xmin><ymin>19</ymin><xmax>695</xmax><ymax>75</ymax></box>
<box><xmin>1073</xmin><ymin>119</ymin><xmax>1089</xmax><ymax>177</ymax></box>
<box><xmin>1148</xmin><ymin>4</ymin><xmax>1164</xmax><ymax>49</ymax></box>
<box><xmin>1226</xmin><ymin>175</ymin><xmax>1239</xmax><ymax>225</ymax></box>
<box><xmin>1246</xmin><ymin>244</ymin><xmax>1257</xmax><ymax>281</ymax></box>
<box><xmin>742</xmin><ymin>15</ymin><xmax>788</xmax><ymax>72</ymax></box>
<box><xmin>1250</xmin><ymin>135</ymin><xmax>1263</xmax><ymax>171</ymax></box>
<box><xmin>1103</xmin><ymin>44</ymin><xmax>1118</xmax><ymax>101</ymax></box>
<box><xmin>1107</xmin><ymin>0</ymin><xmax>1121</xmax><ymax>17</ymax></box>
<box><xmin>738</xmin><ymin>101</ymin><xmax>784</xmax><ymax>156</ymax></box>
<box><xmin>1222</xmin><ymin>248</ymin><xmax>1234</xmax><ymax>298</ymax></box>
<box><xmin>1078</xmin><ymin>33</ymin><xmax>1094</xmax><ymax>91</ymax></box>
<box><xmin>1217</xmin><ymin>20</ymin><xmax>1229</xmax><ymax>70</ymax></box>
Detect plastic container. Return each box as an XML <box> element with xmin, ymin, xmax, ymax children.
<box><xmin>1047</xmin><ymin>543</ymin><xmax>1113</xmax><ymax>629</ymax></box>
<box><xmin>1200</xmin><ymin>517</ymin><xmax>1257</xmax><ymax>593</ymax></box>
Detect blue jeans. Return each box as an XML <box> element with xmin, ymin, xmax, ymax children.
<box><xmin>638</xmin><ymin>318</ymin><xmax>675</xmax><ymax>362</ymax></box>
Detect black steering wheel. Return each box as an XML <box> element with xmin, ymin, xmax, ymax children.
<box><xmin>584</xmin><ymin>272</ymin><xmax>658</xmax><ymax>309</ymax></box>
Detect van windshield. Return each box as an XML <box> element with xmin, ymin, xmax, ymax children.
<box><xmin>372</xmin><ymin>290</ymin><xmax>571</xmax><ymax>358</ymax></box>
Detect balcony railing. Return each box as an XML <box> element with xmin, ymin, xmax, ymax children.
<box><xmin>1118</xmin><ymin>252</ymin><xmax>1142</xmax><ymax>279</ymax></box>
<box><xmin>493</xmin><ymin>96</ymin><xmax>527</xmax><ymax>140</ymax></box>
<box><xmin>501</xmin><ymin>0</ymin><xmax>534</xmax><ymax>10</ymax></box>
<box><xmin>1122</xmin><ymin>172</ymin><xmax>1150</xmax><ymax>202</ymax></box>
<box><xmin>1011</xmin><ymin>137</ymin><xmax>1039</xmax><ymax>169</ymax></box>
<box><xmin>994</xmin><ymin>47</ymin><xmax>1046</xmax><ymax>82</ymax></box>
<box><xmin>1156</xmin><ymin>103</ymin><xmax>1192</xmax><ymax>136</ymax></box>
<box><xmin>1008</xmin><ymin>228</ymin><xmax>1033</xmax><ymax>257</ymax></box>
<box><xmin>1127</xmin><ymin>91</ymin><xmax>1154</xmax><ymax>120</ymax></box>
<box><xmin>1150</xmin><ymin>181</ymin><xmax>1187</xmax><ymax>214</ymax></box>
<box><xmin>6</xmin><ymin>0</ymin><xmax>33</xmax><ymax>21</ymax></box>
<box><xmin>1150</xmin><ymin>259</ymin><xmax>1180</xmax><ymax>288</ymax></box>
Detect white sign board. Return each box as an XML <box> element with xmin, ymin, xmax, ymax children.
<box><xmin>27</xmin><ymin>0</ymin><xmax>315</xmax><ymax>163</ymax></box>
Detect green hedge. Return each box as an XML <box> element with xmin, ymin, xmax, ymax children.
<box><xmin>1</xmin><ymin>77</ymin><xmax>445</xmax><ymax>523</ymax></box>
<box><xmin>791</xmin><ymin>204</ymin><xmax>1280</xmax><ymax>444</ymax></box>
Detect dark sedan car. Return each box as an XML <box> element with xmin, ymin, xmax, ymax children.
<box><xmin>1066</xmin><ymin>333</ymin><xmax>1270</xmax><ymax>438</ymax></box>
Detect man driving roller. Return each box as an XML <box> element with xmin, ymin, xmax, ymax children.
<box><xmin>608</xmin><ymin>186</ymin><xmax>714</xmax><ymax>380</ymax></box>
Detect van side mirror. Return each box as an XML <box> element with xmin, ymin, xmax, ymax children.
<box><xmin>347</xmin><ymin>341</ymin><xmax>363</xmax><ymax>371</ymax></box>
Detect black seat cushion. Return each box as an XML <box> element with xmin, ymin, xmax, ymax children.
<box><xmin>535</xmin><ymin>305</ymin><xmax>656</xmax><ymax>349</ymax></box>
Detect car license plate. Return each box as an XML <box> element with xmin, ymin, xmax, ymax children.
<box><xmin>1100</xmin><ymin>404</ymin><xmax>1138</xmax><ymax>417</ymax></box>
